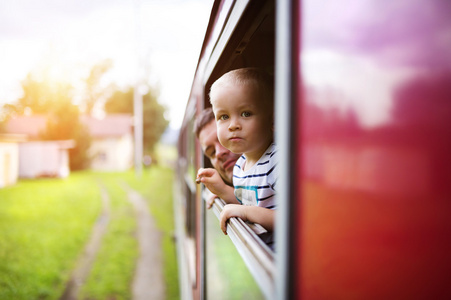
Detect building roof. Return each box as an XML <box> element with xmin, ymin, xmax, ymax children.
<box><xmin>21</xmin><ymin>140</ymin><xmax>75</xmax><ymax>149</ymax></box>
<box><xmin>5</xmin><ymin>115</ymin><xmax>47</xmax><ymax>138</ymax></box>
<box><xmin>81</xmin><ymin>114</ymin><xmax>133</xmax><ymax>137</ymax></box>
<box><xmin>0</xmin><ymin>133</ymin><xmax>28</xmax><ymax>143</ymax></box>
<box><xmin>5</xmin><ymin>114</ymin><xmax>133</xmax><ymax>139</ymax></box>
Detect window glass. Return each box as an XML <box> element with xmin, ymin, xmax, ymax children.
<box><xmin>206</xmin><ymin>210</ymin><xmax>263</xmax><ymax>299</ymax></box>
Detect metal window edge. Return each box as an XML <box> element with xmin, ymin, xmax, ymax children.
<box><xmin>210</xmin><ymin>197</ymin><xmax>276</xmax><ymax>299</ymax></box>
<box><xmin>203</xmin><ymin>0</ymin><xmax>251</xmax><ymax>86</ymax></box>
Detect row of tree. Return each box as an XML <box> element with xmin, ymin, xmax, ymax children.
<box><xmin>0</xmin><ymin>60</ymin><xmax>169</xmax><ymax>170</ymax></box>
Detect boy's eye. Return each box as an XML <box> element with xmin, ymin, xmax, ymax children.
<box><xmin>241</xmin><ymin>111</ymin><xmax>251</xmax><ymax>117</ymax></box>
<box><xmin>218</xmin><ymin>115</ymin><xmax>229</xmax><ymax>121</ymax></box>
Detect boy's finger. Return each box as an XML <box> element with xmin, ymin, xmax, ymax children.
<box><xmin>221</xmin><ymin>221</ymin><xmax>227</xmax><ymax>235</ymax></box>
<box><xmin>207</xmin><ymin>197</ymin><xmax>214</xmax><ymax>209</ymax></box>
<box><xmin>219</xmin><ymin>213</ymin><xmax>228</xmax><ymax>235</ymax></box>
<box><xmin>196</xmin><ymin>168</ymin><xmax>209</xmax><ymax>183</ymax></box>
<box><xmin>196</xmin><ymin>168</ymin><xmax>204</xmax><ymax>177</ymax></box>
<box><xmin>199</xmin><ymin>168</ymin><xmax>216</xmax><ymax>177</ymax></box>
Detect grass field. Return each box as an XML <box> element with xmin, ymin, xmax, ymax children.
<box><xmin>0</xmin><ymin>165</ymin><xmax>178</xmax><ymax>300</ymax></box>
<box><xmin>79</xmin><ymin>173</ymin><xmax>138</xmax><ymax>300</ymax></box>
<box><xmin>0</xmin><ymin>174</ymin><xmax>102</xmax><ymax>299</ymax></box>
<box><xmin>123</xmin><ymin>167</ymin><xmax>179</xmax><ymax>299</ymax></box>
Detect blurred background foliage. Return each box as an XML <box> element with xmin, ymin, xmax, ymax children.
<box><xmin>104</xmin><ymin>87</ymin><xmax>169</xmax><ymax>155</ymax></box>
<box><xmin>0</xmin><ymin>59</ymin><xmax>169</xmax><ymax>170</ymax></box>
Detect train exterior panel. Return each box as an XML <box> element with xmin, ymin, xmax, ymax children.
<box><xmin>288</xmin><ymin>1</ymin><xmax>451</xmax><ymax>299</ymax></box>
<box><xmin>175</xmin><ymin>0</ymin><xmax>451</xmax><ymax>299</ymax></box>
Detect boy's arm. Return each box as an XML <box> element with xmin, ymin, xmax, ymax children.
<box><xmin>219</xmin><ymin>204</ymin><xmax>275</xmax><ymax>234</ymax></box>
<box><xmin>196</xmin><ymin>168</ymin><xmax>238</xmax><ymax>204</ymax></box>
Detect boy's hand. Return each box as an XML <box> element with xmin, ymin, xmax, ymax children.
<box><xmin>196</xmin><ymin>167</ymin><xmax>219</xmax><ymax>182</ymax></box>
<box><xmin>196</xmin><ymin>168</ymin><xmax>226</xmax><ymax>196</ymax></box>
<box><xmin>206</xmin><ymin>193</ymin><xmax>216</xmax><ymax>209</ymax></box>
<box><xmin>219</xmin><ymin>205</ymin><xmax>275</xmax><ymax>234</ymax></box>
<box><xmin>219</xmin><ymin>204</ymin><xmax>247</xmax><ymax>235</ymax></box>
<box><xmin>197</xmin><ymin>168</ymin><xmax>238</xmax><ymax>205</ymax></box>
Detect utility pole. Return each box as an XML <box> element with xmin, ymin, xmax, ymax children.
<box><xmin>133</xmin><ymin>0</ymin><xmax>143</xmax><ymax>177</ymax></box>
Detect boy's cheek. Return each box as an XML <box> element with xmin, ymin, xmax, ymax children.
<box><xmin>217</xmin><ymin>128</ymin><xmax>227</xmax><ymax>140</ymax></box>
<box><xmin>218</xmin><ymin>136</ymin><xmax>227</xmax><ymax>147</ymax></box>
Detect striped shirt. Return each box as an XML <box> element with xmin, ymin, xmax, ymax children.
<box><xmin>233</xmin><ymin>143</ymin><xmax>277</xmax><ymax>209</ymax></box>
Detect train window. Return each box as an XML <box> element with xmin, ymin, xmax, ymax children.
<box><xmin>205</xmin><ymin>196</ymin><xmax>275</xmax><ymax>299</ymax></box>
<box><xmin>201</xmin><ymin>0</ymin><xmax>276</xmax><ymax>298</ymax></box>
<box><xmin>176</xmin><ymin>100</ymin><xmax>199</xmax><ymax>288</ymax></box>
<box><xmin>176</xmin><ymin>0</ymin><xmax>277</xmax><ymax>298</ymax></box>
<box><xmin>177</xmin><ymin>111</ymin><xmax>197</xmax><ymax>239</ymax></box>
<box><xmin>205</xmin><ymin>0</ymin><xmax>275</xmax><ymax>91</ymax></box>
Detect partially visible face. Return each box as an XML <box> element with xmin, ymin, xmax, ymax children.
<box><xmin>198</xmin><ymin>120</ymin><xmax>241</xmax><ymax>185</ymax></box>
<box><xmin>211</xmin><ymin>82</ymin><xmax>273</xmax><ymax>162</ymax></box>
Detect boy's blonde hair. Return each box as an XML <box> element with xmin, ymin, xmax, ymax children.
<box><xmin>210</xmin><ymin>67</ymin><xmax>274</xmax><ymax>107</ymax></box>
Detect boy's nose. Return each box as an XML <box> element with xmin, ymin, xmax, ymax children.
<box><xmin>228</xmin><ymin>119</ymin><xmax>241</xmax><ymax>131</ymax></box>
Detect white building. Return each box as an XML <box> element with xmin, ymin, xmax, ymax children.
<box><xmin>6</xmin><ymin>114</ymin><xmax>134</xmax><ymax>174</ymax></box>
<box><xmin>82</xmin><ymin>114</ymin><xmax>134</xmax><ymax>171</ymax></box>
<box><xmin>18</xmin><ymin>140</ymin><xmax>74</xmax><ymax>178</ymax></box>
<box><xmin>0</xmin><ymin>134</ymin><xmax>25</xmax><ymax>188</ymax></box>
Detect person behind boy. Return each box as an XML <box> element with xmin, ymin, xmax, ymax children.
<box><xmin>194</xmin><ymin>107</ymin><xmax>242</xmax><ymax>208</ymax></box>
<box><xmin>196</xmin><ymin>68</ymin><xmax>276</xmax><ymax>238</ymax></box>
<box><xmin>194</xmin><ymin>107</ymin><xmax>241</xmax><ymax>187</ymax></box>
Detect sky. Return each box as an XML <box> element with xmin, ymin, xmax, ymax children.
<box><xmin>0</xmin><ymin>0</ymin><xmax>212</xmax><ymax>129</ymax></box>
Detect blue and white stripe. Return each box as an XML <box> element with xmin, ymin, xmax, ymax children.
<box><xmin>233</xmin><ymin>143</ymin><xmax>277</xmax><ymax>209</ymax></box>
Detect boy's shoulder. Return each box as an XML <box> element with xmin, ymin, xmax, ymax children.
<box><xmin>258</xmin><ymin>143</ymin><xmax>277</xmax><ymax>166</ymax></box>
<box><xmin>265</xmin><ymin>143</ymin><xmax>277</xmax><ymax>157</ymax></box>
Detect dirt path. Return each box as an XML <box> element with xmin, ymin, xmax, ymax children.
<box><xmin>60</xmin><ymin>186</ymin><xmax>110</xmax><ymax>300</ymax></box>
<box><xmin>121</xmin><ymin>182</ymin><xmax>165</xmax><ymax>300</ymax></box>
<box><xmin>60</xmin><ymin>182</ymin><xmax>165</xmax><ymax>300</ymax></box>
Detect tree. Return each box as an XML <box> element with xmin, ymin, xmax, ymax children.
<box><xmin>40</xmin><ymin>98</ymin><xmax>92</xmax><ymax>170</ymax></box>
<box><xmin>104</xmin><ymin>86</ymin><xmax>169</xmax><ymax>154</ymax></box>
<box><xmin>6</xmin><ymin>71</ymin><xmax>92</xmax><ymax>170</ymax></box>
<box><xmin>83</xmin><ymin>59</ymin><xmax>113</xmax><ymax>114</ymax></box>
<box><xmin>16</xmin><ymin>73</ymin><xmax>65</xmax><ymax>114</ymax></box>
<box><xmin>0</xmin><ymin>104</ymin><xmax>17</xmax><ymax>132</ymax></box>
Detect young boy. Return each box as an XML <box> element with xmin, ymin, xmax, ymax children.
<box><xmin>196</xmin><ymin>68</ymin><xmax>276</xmax><ymax>240</ymax></box>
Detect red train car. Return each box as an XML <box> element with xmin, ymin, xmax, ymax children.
<box><xmin>175</xmin><ymin>0</ymin><xmax>451</xmax><ymax>299</ymax></box>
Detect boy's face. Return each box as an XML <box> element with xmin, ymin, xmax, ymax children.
<box><xmin>211</xmin><ymin>83</ymin><xmax>273</xmax><ymax>160</ymax></box>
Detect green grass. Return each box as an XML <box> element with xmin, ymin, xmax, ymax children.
<box><xmin>0</xmin><ymin>174</ymin><xmax>102</xmax><ymax>300</ymax></box>
<box><xmin>122</xmin><ymin>166</ymin><xmax>179</xmax><ymax>300</ymax></box>
<box><xmin>206</xmin><ymin>212</ymin><xmax>263</xmax><ymax>300</ymax></box>
<box><xmin>0</xmin><ymin>165</ymin><xmax>179</xmax><ymax>300</ymax></box>
<box><xmin>79</xmin><ymin>174</ymin><xmax>138</xmax><ymax>300</ymax></box>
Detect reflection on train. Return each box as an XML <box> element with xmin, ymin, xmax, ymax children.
<box><xmin>174</xmin><ymin>0</ymin><xmax>451</xmax><ymax>299</ymax></box>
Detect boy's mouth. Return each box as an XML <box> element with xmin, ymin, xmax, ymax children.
<box><xmin>229</xmin><ymin>136</ymin><xmax>243</xmax><ymax>142</ymax></box>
